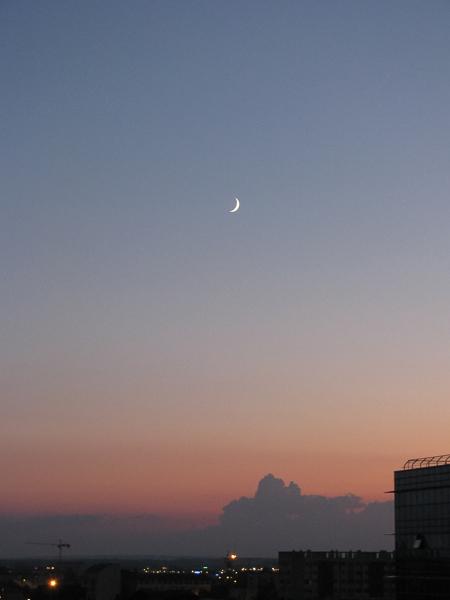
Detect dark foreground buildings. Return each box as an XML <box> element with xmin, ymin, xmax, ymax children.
<box><xmin>278</xmin><ymin>550</ymin><xmax>394</xmax><ymax>600</ymax></box>
<box><xmin>278</xmin><ymin>453</ymin><xmax>450</xmax><ymax>599</ymax></box>
<box><xmin>394</xmin><ymin>453</ymin><xmax>450</xmax><ymax>599</ymax></box>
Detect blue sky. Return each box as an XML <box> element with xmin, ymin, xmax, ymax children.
<box><xmin>2</xmin><ymin>1</ymin><xmax>450</xmax><ymax>540</ymax></box>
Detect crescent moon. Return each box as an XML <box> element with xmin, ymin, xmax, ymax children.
<box><xmin>230</xmin><ymin>198</ymin><xmax>240</xmax><ymax>213</ymax></box>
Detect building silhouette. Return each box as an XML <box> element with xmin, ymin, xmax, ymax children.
<box><xmin>278</xmin><ymin>550</ymin><xmax>393</xmax><ymax>600</ymax></box>
<box><xmin>394</xmin><ymin>454</ymin><xmax>450</xmax><ymax>599</ymax></box>
<box><xmin>83</xmin><ymin>564</ymin><xmax>121</xmax><ymax>600</ymax></box>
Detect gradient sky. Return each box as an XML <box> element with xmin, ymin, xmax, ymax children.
<box><xmin>2</xmin><ymin>0</ymin><xmax>450</xmax><ymax>528</ymax></box>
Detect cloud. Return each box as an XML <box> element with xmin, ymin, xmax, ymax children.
<box><xmin>211</xmin><ymin>474</ymin><xmax>392</xmax><ymax>556</ymax></box>
<box><xmin>0</xmin><ymin>475</ymin><xmax>394</xmax><ymax>558</ymax></box>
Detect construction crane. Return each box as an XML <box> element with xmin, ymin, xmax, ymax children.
<box><xmin>25</xmin><ymin>539</ymin><xmax>71</xmax><ymax>561</ymax></box>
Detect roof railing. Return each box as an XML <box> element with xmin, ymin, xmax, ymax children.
<box><xmin>403</xmin><ymin>454</ymin><xmax>450</xmax><ymax>469</ymax></box>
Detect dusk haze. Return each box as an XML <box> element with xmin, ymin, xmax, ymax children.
<box><xmin>2</xmin><ymin>1</ymin><xmax>450</xmax><ymax>558</ymax></box>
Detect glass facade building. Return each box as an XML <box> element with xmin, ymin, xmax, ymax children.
<box><xmin>394</xmin><ymin>455</ymin><xmax>450</xmax><ymax>599</ymax></box>
<box><xmin>395</xmin><ymin>456</ymin><xmax>450</xmax><ymax>556</ymax></box>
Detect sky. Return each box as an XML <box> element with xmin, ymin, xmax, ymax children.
<box><xmin>2</xmin><ymin>0</ymin><xmax>450</xmax><ymax>556</ymax></box>
<box><xmin>0</xmin><ymin>475</ymin><xmax>394</xmax><ymax>558</ymax></box>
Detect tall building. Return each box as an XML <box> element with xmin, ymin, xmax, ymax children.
<box><xmin>395</xmin><ymin>454</ymin><xmax>450</xmax><ymax>556</ymax></box>
<box><xmin>394</xmin><ymin>454</ymin><xmax>450</xmax><ymax>599</ymax></box>
<box><xmin>278</xmin><ymin>550</ymin><xmax>394</xmax><ymax>600</ymax></box>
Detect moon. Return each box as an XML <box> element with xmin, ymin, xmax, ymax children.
<box><xmin>230</xmin><ymin>198</ymin><xmax>240</xmax><ymax>213</ymax></box>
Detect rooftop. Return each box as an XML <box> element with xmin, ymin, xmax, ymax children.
<box><xmin>403</xmin><ymin>454</ymin><xmax>450</xmax><ymax>470</ymax></box>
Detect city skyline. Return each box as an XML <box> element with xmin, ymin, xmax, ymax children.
<box><xmin>2</xmin><ymin>1</ymin><xmax>450</xmax><ymax>544</ymax></box>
